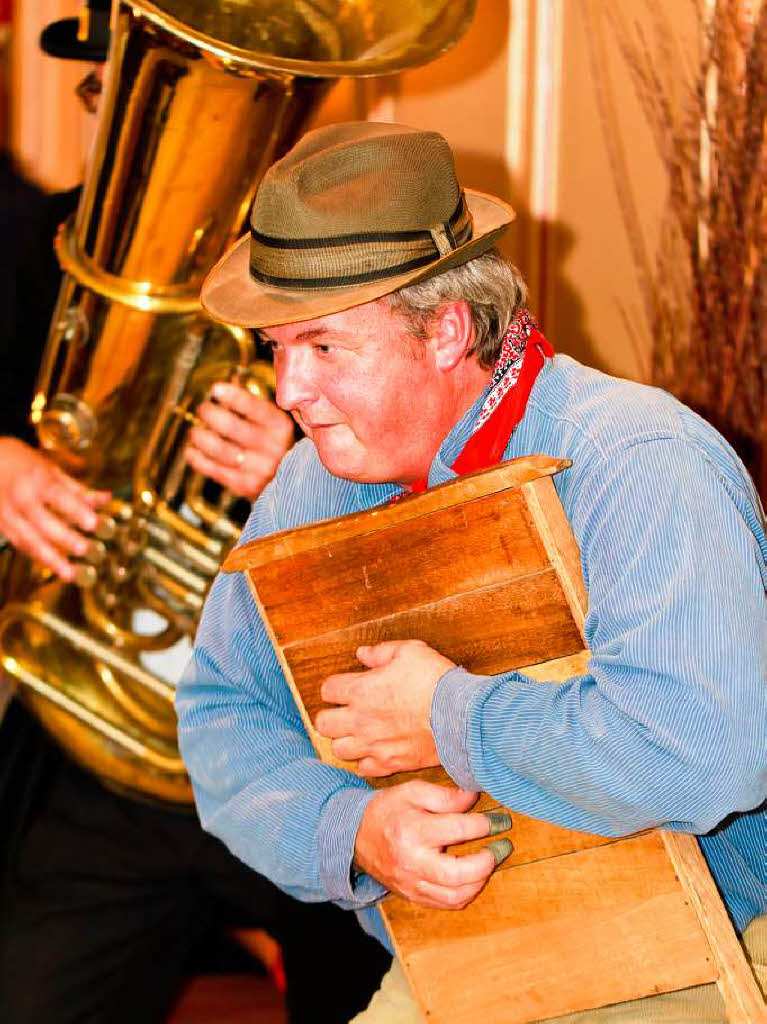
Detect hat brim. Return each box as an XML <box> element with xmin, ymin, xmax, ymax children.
<box><xmin>40</xmin><ymin>20</ymin><xmax>108</xmax><ymax>62</ymax></box>
<box><xmin>200</xmin><ymin>189</ymin><xmax>515</xmax><ymax>329</ymax></box>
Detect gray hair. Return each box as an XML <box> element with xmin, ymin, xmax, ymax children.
<box><xmin>384</xmin><ymin>249</ymin><xmax>528</xmax><ymax>367</ymax></box>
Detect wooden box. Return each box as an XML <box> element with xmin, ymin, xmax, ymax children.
<box><xmin>224</xmin><ymin>456</ymin><xmax>763</xmax><ymax>1023</ymax></box>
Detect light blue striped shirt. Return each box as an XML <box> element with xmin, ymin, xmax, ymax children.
<box><xmin>177</xmin><ymin>354</ymin><xmax>766</xmax><ymax>950</ymax></box>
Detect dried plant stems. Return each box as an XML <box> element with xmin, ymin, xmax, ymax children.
<box><xmin>585</xmin><ymin>0</ymin><xmax>766</xmax><ymax>495</ymax></box>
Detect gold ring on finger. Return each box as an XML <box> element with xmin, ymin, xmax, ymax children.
<box><xmin>234</xmin><ymin>450</ymin><xmax>245</xmax><ymax>467</ymax></box>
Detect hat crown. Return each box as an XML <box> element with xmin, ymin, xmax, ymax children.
<box><xmin>251</xmin><ymin>123</ymin><xmax>461</xmax><ymax>240</ymax></box>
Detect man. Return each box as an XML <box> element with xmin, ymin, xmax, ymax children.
<box><xmin>177</xmin><ymin>122</ymin><xmax>766</xmax><ymax>1021</ymax></box>
<box><xmin>0</xmin><ymin>11</ymin><xmax>390</xmax><ymax>1023</ymax></box>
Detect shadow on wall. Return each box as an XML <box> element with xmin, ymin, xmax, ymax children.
<box><xmin>452</xmin><ymin>147</ymin><xmax>600</xmax><ymax>370</ymax></box>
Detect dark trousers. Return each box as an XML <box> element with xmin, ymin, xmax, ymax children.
<box><xmin>0</xmin><ymin>702</ymin><xmax>390</xmax><ymax>1023</ymax></box>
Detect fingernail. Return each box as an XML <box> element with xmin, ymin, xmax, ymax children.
<box><xmin>486</xmin><ymin>838</ymin><xmax>514</xmax><ymax>867</ymax></box>
<box><xmin>483</xmin><ymin>811</ymin><xmax>512</xmax><ymax>836</ymax></box>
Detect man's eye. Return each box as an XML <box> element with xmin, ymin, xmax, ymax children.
<box><xmin>315</xmin><ymin>343</ymin><xmax>333</xmax><ymax>355</ymax></box>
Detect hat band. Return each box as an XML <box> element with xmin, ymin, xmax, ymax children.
<box><xmin>248</xmin><ymin>193</ymin><xmax>473</xmax><ymax>290</ymax></box>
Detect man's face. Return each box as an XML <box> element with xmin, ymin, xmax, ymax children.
<box><xmin>265</xmin><ymin>300</ymin><xmax>452</xmax><ymax>486</ymax></box>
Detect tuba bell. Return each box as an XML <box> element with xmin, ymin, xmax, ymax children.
<box><xmin>0</xmin><ymin>0</ymin><xmax>475</xmax><ymax>805</ymax></box>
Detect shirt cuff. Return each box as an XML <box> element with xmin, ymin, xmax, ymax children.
<box><xmin>317</xmin><ymin>786</ymin><xmax>388</xmax><ymax>908</ymax></box>
<box><xmin>431</xmin><ymin>666</ymin><xmax>492</xmax><ymax>790</ymax></box>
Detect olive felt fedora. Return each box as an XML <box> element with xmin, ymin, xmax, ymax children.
<box><xmin>201</xmin><ymin>122</ymin><xmax>515</xmax><ymax>328</ymax></box>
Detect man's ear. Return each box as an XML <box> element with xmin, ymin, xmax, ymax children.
<box><xmin>431</xmin><ymin>301</ymin><xmax>475</xmax><ymax>372</ymax></box>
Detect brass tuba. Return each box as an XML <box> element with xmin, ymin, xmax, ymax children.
<box><xmin>0</xmin><ymin>0</ymin><xmax>475</xmax><ymax>805</ymax></box>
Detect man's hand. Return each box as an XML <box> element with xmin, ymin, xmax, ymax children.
<box><xmin>316</xmin><ymin>639</ymin><xmax>456</xmax><ymax>776</ymax></box>
<box><xmin>0</xmin><ymin>437</ymin><xmax>110</xmax><ymax>581</ymax></box>
<box><xmin>185</xmin><ymin>381</ymin><xmax>294</xmax><ymax>501</ymax></box>
<box><xmin>354</xmin><ymin>781</ymin><xmax>510</xmax><ymax>909</ymax></box>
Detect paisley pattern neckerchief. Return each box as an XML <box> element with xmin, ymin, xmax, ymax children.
<box><xmin>408</xmin><ymin>307</ymin><xmax>553</xmax><ymax>494</ymax></box>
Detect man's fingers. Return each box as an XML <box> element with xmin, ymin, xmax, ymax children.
<box><xmin>355</xmin><ymin>741</ymin><xmax>417</xmax><ymax>776</ymax></box>
<box><xmin>185</xmin><ymin>444</ymin><xmax>239</xmax><ymax>484</ymax></box>
<box><xmin>403</xmin><ymin>781</ymin><xmax>479</xmax><ymax>815</ymax></box>
<box><xmin>211</xmin><ymin>382</ymin><xmax>291</xmax><ymax>435</ymax></box>
<box><xmin>56</xmin><ymin>472</ymin><xmax>110</xmax><ymax>506</ymax></box>
<box><xmin>47</xmin><ymin>481</ymin><xmax>102</xmax><ymax>534</ymax></box>
<box><xmin>33</xmin><ymin>506</ymin><xmax>91</xmax><ymax>558</ymax></box>
<box><xmin>330</xmin><ymin>735</ymin><xmax>368</xmax><ymax>762</ymax></box>
<box><xmin>320</xmin><ymin>672</ymin><xmax>359</xmax><ymax>705</ymax></box>
<box><xmin>418</xmin><ymin>844</ymin><xmax>499</xmax><ymax>889</ymax></box>
<box><xmin>83</xmin><ymin>489</ymin><xmax>112</xmax><ymax>508</ymax></box>
<box><xmin>6</xmin><ymin>517</ymin><xmax>76</xmax><ymax>581</ymax></box>
<box><xmin>190</xmin><ymin>415</ymin><xmax>253</xmax><ymax>461</ymax></box>
<box><xmin>411</xmin><ymin>877</ymin><xmax>490</xmax><ymax>911</ymax></box>
<box><xmin>356</xmin><ymin>640</ymin><xmax>414</xmax><ymax>668</ymax></box>
<box><xmin>197</xmin><ymin>398</ymin><xmax>289</xmax><ymax>458</ymax></box>
<box><xmin>315</xmin><ymin>705</ymin><xmax>355</xmax><ymax>739</ymax></box>
<box><xmin>425</xmin><ymin>809</ymin><xmax>508</xmax><ymax>848</ymax></box>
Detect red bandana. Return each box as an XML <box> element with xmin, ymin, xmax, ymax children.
<box><xmin>408</xmin><ymin>308</ymin><xmax>552</xmax><ymax>493</ymax></box>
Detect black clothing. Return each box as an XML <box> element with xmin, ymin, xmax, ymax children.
<box><xmin>0</xmin><ymin>704</ymin><xmax>390</xmax><ymax>1024</ymax></box>
<box><xmin>0</xmin><ymin>154</ymin><xmax>76</xmax><ymax>444</ymax></box>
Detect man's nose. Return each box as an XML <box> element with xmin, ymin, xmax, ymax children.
<box><xmin>275</xmin><ymin>351</ymin><xmax>317</xmax><ymax>412</ymax></box>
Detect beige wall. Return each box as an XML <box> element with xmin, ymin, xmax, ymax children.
<box><xmin>11</xmin><ymin>0</ymin><xmax>94</xmax><ymax>189</ymax></box>
<box><xmin>547</xmin><ymin>1</ymin><xmax>699</xmax><ymax>382</ymax></box>
<box><xmin>11</xmin><ymin>1</ymin><xmax>701</xmax><ymax>385</ymax></box>
<box><xmin>381</xmin><ymin>0</ymin><xmax>700</xmax><ymax>384</ymax></box>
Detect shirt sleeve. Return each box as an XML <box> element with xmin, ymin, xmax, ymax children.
<box><xmin>432</xmin><ymin>438</ymin><xmax>767</xmax><ymax>835</ymax></box>
<box><xmin>175</xmin><ymin>483</ymin><xmax>386</xmax><ymax>908</ymax></box>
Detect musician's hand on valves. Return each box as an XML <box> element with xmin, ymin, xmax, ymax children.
<box><xmin>353</xmin><ymin>781</ymin><xmax>510</xmax><ymax>909</ymax></box>
<box><xmin>0</xmin><ymin>438</ymin><xmax>110</xmax><ymax>582</ymax></box>
<box><xmin>185</xmin><ymin>381</ymin><xmax>294</xmax><ymax>501</ymax></box>
<box><xmin>316</xmin><ymin>639</ymin><xmax>455</xmax><ymax>776</ymax></box>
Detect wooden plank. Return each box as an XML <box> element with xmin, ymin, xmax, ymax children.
<box><xmin>661</xmin><ymin>832</ymin><xmax>767</xmax><ymax>1024</ymax></box>
<box><xmin>223</xmin><ymin>455</ymin><xmax>569</xmax><ymax>572</ymax></box>
<box><xmin>523</xmin><ymin>475</ymin><xmax>589</xmax><ymax>635</ymax></box>
<box><xmin>249</xmin><ymin>490</ymin><xmax>549</xmax><ymax>646</ymax></box>
<box><xmin>283</xmin><ymin>569</ymin><xmax>584</xmax><ymax>728</ymax></box>
<box><xmin>384</xmin><ymin>833</ymin><xmax>718</xmax><ymax>1024</ymax></box>
<box><xmin>518</xmin><ymin>648</ymin><xmax>591</xmax><ymax>681</ymax></box>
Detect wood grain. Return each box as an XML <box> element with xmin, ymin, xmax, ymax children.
<box><xmin>223</xmin><ymin>456</ymin><xmax>569</xmax><ymax>572</ymax></box>
<box><xmin>661</xmin><ymin>832</ymin><xmax>767</xmax><ymax>1024</ymax></box>
<box><xmin>284</xmin><ymin>569</ymin><xmax>583</xmax><ymax>724</ymax></box>
<box><xmin>523</xmin><ymin>475</ymin><xmax>589</xmax><ymax>634</ymax></box>
<box><xmin>248</xmin><ymin>490</ymin><xmax>549</xmax><ymax>646</ymax></box>
<box><xmin>385</xmin><ymin>833</ymin><xmax>718</xmax><ymax>1024</ymax></box>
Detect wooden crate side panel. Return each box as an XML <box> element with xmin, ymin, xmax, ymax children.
<box><xmin>523</xmin><ymin>476</ymin><xmax>589</xmax><ymax>634</ymax></box>
<box><xmin>661</xmin><ymin>832</ymin><xmax>767</xmax><ymax>1024</ymax></box>
<box><xmin>224</xmin><ymin>456</ymin><xmax>569</xmax><ymax>573</ymax></box>
<box><xmin>282</xmin><ymin>569</ymin><xmax>584</xmax><ymax>726</ymax></box>
<box><xmin>384</xmin><ymin>833</ymin><xmax>718</xmax><ymax>1024</ymax></box>
<box><xmin>249</xmin><ymin>490</ymin><xmax>550</xmax><ymax>646</ymax></box>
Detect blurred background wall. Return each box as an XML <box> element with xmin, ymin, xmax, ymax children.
<box><xmin>0</xmin><ymin>1</ymin><xmax>720</xmax><ymax>387</ymax></box>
